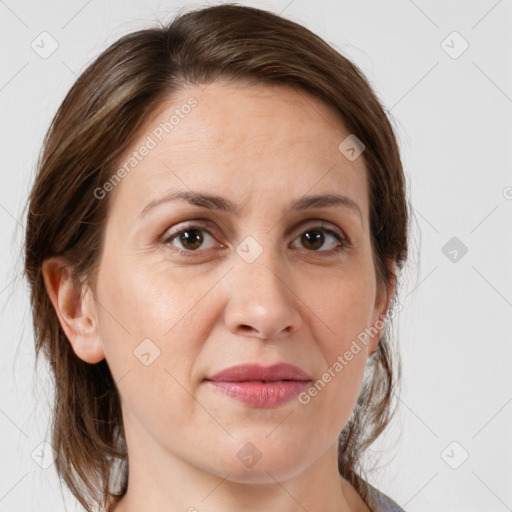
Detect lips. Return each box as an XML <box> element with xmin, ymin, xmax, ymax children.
<box><xmin>205</xmin><ymin>363</ymin><xmax>313</xmax><ymax>407</ymax></box>
<box><xmin>206</xmin><ymin>362</ymin><xmax>312</xmax><ymax>383</ymax></box>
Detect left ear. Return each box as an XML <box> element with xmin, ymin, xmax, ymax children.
<box><xmin>368</xmin><ymin>259</ymin><xmax>396</xmax><ymax>356</ymax></box>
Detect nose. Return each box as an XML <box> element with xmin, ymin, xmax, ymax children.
<box><xmin>222</xmin><ymin>248</ymin><xmax>302</xmax><ymax>341</ymax></box>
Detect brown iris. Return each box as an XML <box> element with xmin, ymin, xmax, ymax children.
<box><xmin>178</xmin><ymin>228</ymin><xmax>204</xmax><ymax>250</ymax></box>
<box><xmin>301</xmin><ymin>230</ymin><xmax>324</xmax><ymax>250</ymax></box>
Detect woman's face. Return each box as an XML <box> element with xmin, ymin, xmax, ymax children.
<box><xmin>89</xmin><ymin>80</ymin><xmax>392</xmax><ymax>483</ymax></box>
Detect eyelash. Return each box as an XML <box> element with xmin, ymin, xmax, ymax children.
<box><xmin>161</xmin><ymin>221</ymin><xmax>351</xmax><ymax>258</ymax></box>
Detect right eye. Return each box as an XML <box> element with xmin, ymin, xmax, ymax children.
<box><xmin>161</xmin><ymin>223</ymin><xmax>223</xmax><ymax>257</ymax></box>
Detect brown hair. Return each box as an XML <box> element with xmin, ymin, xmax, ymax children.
<box><xmin>23</xmin><ymin>4</ymin><xmax>409</xmax><ymax>511</ymax></box>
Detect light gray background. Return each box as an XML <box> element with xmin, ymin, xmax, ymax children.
<box><xmin>1</xmin><ymin>0</ymin><xmax>511</xmax><ymax>511</ymax></box>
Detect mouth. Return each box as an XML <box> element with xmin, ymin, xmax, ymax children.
<box><xmin>204</xmin><ymin>363</ymin><xmax>312</xmax><ymax>408</ymax></box>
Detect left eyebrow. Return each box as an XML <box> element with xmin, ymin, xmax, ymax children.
<box><xmin>291</xmin><ymin>193</ymin><xmax>363</xmax><ymax>222</ymax></box>
<box><xmin>139</xmin><ymin>190</ymin><xmax>363</xmax><ymax>223</ymax></box>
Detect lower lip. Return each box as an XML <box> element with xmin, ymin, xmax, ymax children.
<box><xmin>206</xmin><ymin>380</ymin><xmax>310</xmax><ymax>407</ymax></box>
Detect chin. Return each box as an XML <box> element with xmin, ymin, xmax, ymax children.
<box><xmin>202</xmin><ymin>442</ymin><xmax>313</xmax><ymax>484</ymax></box>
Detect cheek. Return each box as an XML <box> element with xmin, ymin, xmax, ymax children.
<box><xmin>296</xmin><ymin>267</ymin><xmax>375</xmax><ymax>423</ymax></box>
<box><xmin>303</xmin><ymin>266</ymin><xmax>376</xmax><ymax>350</ymax></box>
<box><xmin>95</xmin><ymin>264</ymin><xmax>219</xmax><ymax>437</ymax></box>
<box><xmin>95</xmin><ymin>255</ymin><xmax>222</xmax><ymax>388</ymax></box>
<box><xmin>97</xmin><ymin>254</ymin><xmax>203</xmax><ymax>342</ymax></box>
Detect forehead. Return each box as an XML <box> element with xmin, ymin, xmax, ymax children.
<box><xmin>108</xmin><ymin>80</ymin><xmax>369</xmax><ymax>221</ymax></box>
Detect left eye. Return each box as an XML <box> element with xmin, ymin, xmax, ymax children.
<box><xmin>290</xmin><ymin>227</ymin><xmax>346</xmax><ymax>252</ymax></box>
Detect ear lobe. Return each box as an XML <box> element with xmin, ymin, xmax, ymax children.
<box><xmin>42</xmin><ymin>257</ymin><xmax>105</xmax><ymax>364</ymax></box>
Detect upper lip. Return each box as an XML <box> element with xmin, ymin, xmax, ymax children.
<box><xmin>206</xmin><ymin>363</ymin><xmax>312</xmax><ymax>382</ymax></box>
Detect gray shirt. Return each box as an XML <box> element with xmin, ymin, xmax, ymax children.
<box><xmin>365</xmin><ymin>482</ymin><xmax>405</xmax><ymax>512</ymax></box>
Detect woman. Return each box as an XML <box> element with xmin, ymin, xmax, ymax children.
<box><xmin>23</xmin><ymin>4</ymin><xmax>408</xmax><ymax>511</ymax></box>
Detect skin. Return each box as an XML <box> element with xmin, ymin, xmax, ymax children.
<box><xmin>43</xmin><ymin>79</ymin><xmax>395</xmax><ymax>512</ymax></box>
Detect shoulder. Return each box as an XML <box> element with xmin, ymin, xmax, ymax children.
<box><xmin>364</xmin><ymin>482</ymin><xmax>405</xmax><ymax>512</ymax></box>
